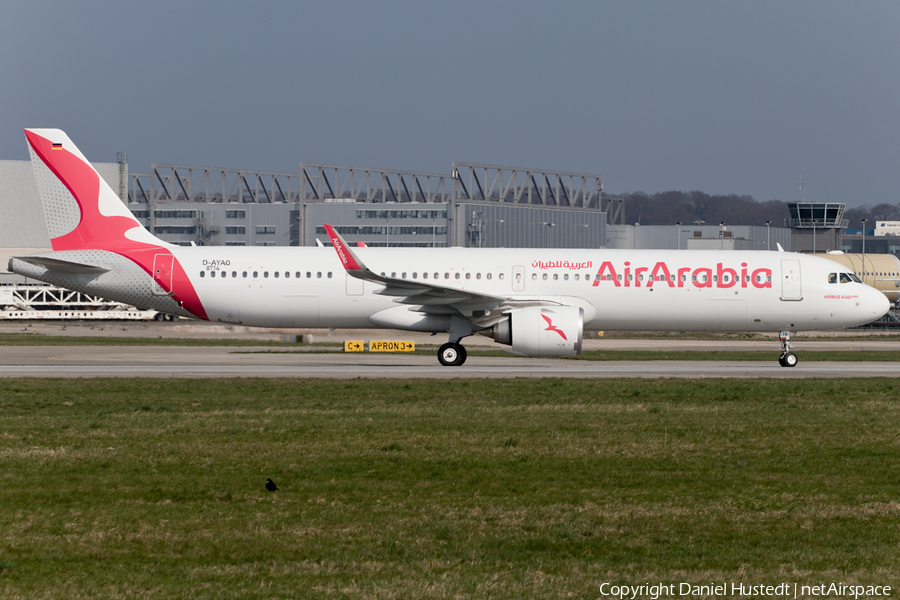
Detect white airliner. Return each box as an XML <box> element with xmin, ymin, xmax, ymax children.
<box><xmin>9</xmin><ymin>129</ymin><xmax>890</xmax><ymax>367</ymax></box>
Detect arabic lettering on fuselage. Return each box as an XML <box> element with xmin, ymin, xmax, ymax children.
<box><xmin>591</xmin><ymin>260</ymin><xmax>773</xmax><ymax>289</ymax></box>
<box><xmin>531</xmin><ymin>260</ymin><xmax>593</xmax><ymax>270</ymax></box>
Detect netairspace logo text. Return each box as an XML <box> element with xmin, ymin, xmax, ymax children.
<box><xmin>599</xmin><ymin>582</ymin><xmax>891</xmax><ymax>599</ymax></box>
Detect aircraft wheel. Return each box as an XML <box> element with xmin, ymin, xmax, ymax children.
<box><xmin>438</xmin><ymin>342</ymin><xmax>467</xmax><ymax>366</ymax></box>
<box><xmin>779</xmin><ymin>353</ymin><xmax>798</xmax><ymax>368</ymax></box>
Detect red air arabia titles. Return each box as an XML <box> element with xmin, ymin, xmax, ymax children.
<box><xmin>592</xmin><ymin>261</ymin><xmax>772</xmax><ymax>289</ymax></box>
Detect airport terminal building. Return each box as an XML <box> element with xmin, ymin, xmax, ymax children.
<box><xmin>3</xmin><ymin>155</ymin><xmax>797</xmax><ymax>252</ymax></box>
<box><xmin>124</xmin><ymin>161</ymin><xmax>613</xmax><ymax>250</ymax></box>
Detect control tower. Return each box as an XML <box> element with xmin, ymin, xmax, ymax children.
<box><xmin>787</xmin><ymin>202</ymin><xmax>848</xmax><ymax>253</ymax></box>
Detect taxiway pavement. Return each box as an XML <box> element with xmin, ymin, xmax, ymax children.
<box><xmin>0</xmin><ymin>345</ymin><xmax>898</xmax><ymax>379</ymax></box>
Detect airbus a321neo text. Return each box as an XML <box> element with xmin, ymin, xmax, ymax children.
<box><xmin>10</xmin><ymin>129</ymin><xmax>890</xmax><ymax>367</ymax></box>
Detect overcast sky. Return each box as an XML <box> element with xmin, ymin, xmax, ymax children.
<box><xmin>2</xmin><ymin>1</ymin><xmax>898</xmax><ymax>207</ymax></box>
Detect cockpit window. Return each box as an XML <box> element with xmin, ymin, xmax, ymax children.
<box><xmin>831</xmin><ymin>272</ymin><xmax>861</xmax><ymax>284</ymax></box>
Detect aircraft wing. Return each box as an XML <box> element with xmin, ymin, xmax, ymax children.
<box><xmin>324</xmin><ymin>224</ymin><xmax>509</xmax><ymax>317</ymax></box>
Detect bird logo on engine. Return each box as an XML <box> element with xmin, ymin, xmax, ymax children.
<box><xmin>541</xmin><ymin>313</ymin><xmax>568</xmax><ymax>341</ymax></box>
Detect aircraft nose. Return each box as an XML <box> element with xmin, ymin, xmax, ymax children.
<box><xmin>867</xmin><ymin>286</ymin><xmax>891</xmax><ymax>320</ymax></box>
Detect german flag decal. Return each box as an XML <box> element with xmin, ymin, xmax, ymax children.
<box><xmin>52</xmin><ymin>143</ymin><xmax>63</xmax><ymax>149</ymax></box>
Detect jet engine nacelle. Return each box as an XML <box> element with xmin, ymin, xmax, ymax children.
<box><xmin>492</xmin><ymin>306</ymin><xmax>583</xmax><ymax>356</ymax></box>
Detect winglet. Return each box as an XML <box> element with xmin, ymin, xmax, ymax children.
<box><xmin>324</xmin><ymin>224</ymin><xmax>364</xmax><ymax>272</ymax></box>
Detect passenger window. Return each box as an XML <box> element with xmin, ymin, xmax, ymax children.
<box><xmin>232</xmin><ymin>271</ymin><xmax>237</xmax><ymax>278</ymax></box>
<box><xmin>455</xmin><ymin>273</ymin><xmax>460</xmax><ymax>280</ymax></box>
<box><xmin>264</xmin><ymin>272</ymin><xmax>269</xmax><ymax>278</ymax></box>
<box><xmin>200</xmin><ymin>271</ymin><xmax>205</xmax><ymax>278</ymax></box>
<box><xmin>574</xmin><ymin>274</ymin><xmax>579</xmax><ymax>281</ymax></box>
<box><xmin>306</xmin><ymin>272</ymin><xmax>311</xmax><ymax>278</ymax></box>
<box><xmin>328</xmin><ymin>272</ymin><xmax>332</xmax><ymax>278</ymax></box>
<box><xmin>422</xmin><ymin>273</ymin><xmax>428</xmax><ymax>279</ymax></box>
<box><xmin>402</xmin><ymin>272</ymin><xmax>407</xmax><ymax>279</ymax></box>
<box><xmin>465</xmin><ymin>273</ymin><xmax>471</xmax><ymax>280</ymax></box>
<box><xmin>295</xmin><ymin>272</ymin><xmax>300</xmax><ymax>278</ymax></box>
<box><xmin>413</xmin><ymin>272</ymin><xmax>418</xmax><ymax>279</ymax></box>
<box><xmin>553</xmin><ymin>274</ymin><xmax>559</xmax><ymax>280</ymax></box>
<box><xmin>532</xmin><ymin>273</ymin><xmax>537</xmax><ymax>280</ymax></box>
<box><xmin>253</xmin><ymin>271</ymin><xmax>259</xmax><ymax>278</ymax></box>
<box><xmin>499</xmin><ymin>273</ymin><xmax>504</xmax><ymax>280</ymax></box>
<box><xmin>210</xmin><ymin>271</ymin><xmax>216</xmax><ymax>278</ymax></box>
<box><xmin>317</xmin><ymin>272</ymin><xmax>322</xmax><ymax>278</ymax></box>
<box><xmin>274</xmin><ymin>272</ymin><xmax>279</xmax><ymax>278</ymax></box>
<box><xmin>476</xmin><ymin>273</ymin><xmax>481</xmax><ymax>280</ymax></box>
<box><xmin>543</xmin><ymin>274</ymin><xmax>549</xmax><ymax>280</ymax></box>
<box><xmin>243</xmin><ymin>271</ymin><xmax>247</xmax><ymax>278</ymax></box>
<box><xmin>564</xmin><ymin>274</ymin><xmax>569</xmax><ymax>281</ymax></box>
<box><xmin>284</xmin><ymin>272</ymin><xmax>289</xmax><ymax>278</ymax></box>
<box><xmin>487</xmin><ymin>273</ymin><xmax>492</xmax><ymax>280</ymax></box>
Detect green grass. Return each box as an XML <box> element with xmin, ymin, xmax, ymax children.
<box><xmin>1</xmin><ymin>379</ymin><xmax>900</xmax><ymax>598</ymax></box>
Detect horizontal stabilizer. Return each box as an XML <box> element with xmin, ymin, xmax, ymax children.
<box><xmin>15</xmin><ymin>255</ymin><xmax>109</xmax><ymax>274</ymax></box>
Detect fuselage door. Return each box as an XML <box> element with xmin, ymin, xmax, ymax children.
<box><xmin>513</xmin><ymin>265</ymin><xmax>525</xmax><ymax>291</ymax></box>
<box><xmin>152</xmin><ymin>254</ymin><xmax>175</xmax><ymax>296</ymax></box>
<box><xmin>346</xmin><ymin>273</ymin><xmax>364</xmax><ymax>296</ymax></box>
<box><xmin>780</xmin><ymin>259</ymin><xmax>802</xmax><ymax>300</ymax></box>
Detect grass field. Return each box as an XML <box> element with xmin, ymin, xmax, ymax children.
<box><xmin>1</xmin><ymin>378</ymin><xmax>899</xmax><ymax>599</ymax></box>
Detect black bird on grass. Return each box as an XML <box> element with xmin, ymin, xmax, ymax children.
<box><xmin>265</xmin><ymin>478</ymin><xmax>278</xmax><ymax>492</ymax></box>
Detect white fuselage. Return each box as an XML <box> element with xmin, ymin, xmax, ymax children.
<box><xmin>13</xmin><ymin>245</ymin><xmax>889</xmax><ymax>334</ymax></box>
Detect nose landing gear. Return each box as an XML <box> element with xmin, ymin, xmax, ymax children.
<box><xmin>778</xmin><ymin>330</ymin><xmax>798</xmax><ymax>367</ymax></box>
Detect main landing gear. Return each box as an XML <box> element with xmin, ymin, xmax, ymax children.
<box><xmin>778</xmin><ymin>330</ymin><xmax>798</xmax><ymax>368</ymax></box>
<box><xmin>438</xmin><ymin>315</ymin><xmax>474</xmax><ymax>366</ymax></box>
<box><xmin>438</xmin><ymin>342</ymin><xmax>467</xmax><ymax>367</ymax></box>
